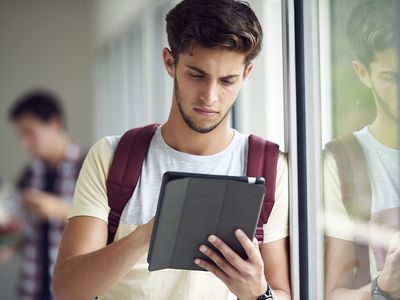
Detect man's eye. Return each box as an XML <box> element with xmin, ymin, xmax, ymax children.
<box><xmin>221</xmin><ymin>79</ymin><xmax>234</xmax><ymax>85</ymax></box>
<box><xmin>190</xmin><ymin>74</ymin><xmax>204</xmax><ymax>79</ymax></box>
<box><xmin>381</xmin><ymin>74</ymin><xmax>399</xmax><ymax>83</ymax></box>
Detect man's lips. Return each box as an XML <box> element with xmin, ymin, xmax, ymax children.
<box><xmin>194</xmin><ymin>107</ymin><xmax>218</xmax><ymax>116</ymax></box>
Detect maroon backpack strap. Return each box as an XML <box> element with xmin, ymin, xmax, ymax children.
<box><xmin>106</xmin><ymin>123</ymin><xmax>159</xmax><ymax>244</ymax></box>
<box><xmin>325</xmin><ymin>134</ymin><xmax>371</xmax><ymax>287</ymax></box>
<box><xmin>247</xmin><ymin>135</ymin><xmax>279</xmax><ymax>243</ymax></box>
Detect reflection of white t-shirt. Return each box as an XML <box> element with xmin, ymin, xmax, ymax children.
<box><xmin>354</xmin><ymin>127</ymin><xmax>400</xmax><ymax>213</ymax></box>
<box><xmin>324</xmin><ymin>126</ymin><xmax>400</xmax><ymax>277</ymax></box>
<box><xmin>69</xmin><ymin>127</ymin><xmax>289</xmax><ymax>300</ymax></box>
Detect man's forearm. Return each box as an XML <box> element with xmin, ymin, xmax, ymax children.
<box><xmin>326</xmin><ymin>285</ymin><xmax>370</xmax><ymax>300</ymax></box>
<box><xmin>272</xmin><ymin>288</ymin><xmax>291</xmax><ymax>300</ymax></box>
<box><xmin>53</xmin><ymin>225</ymin><xmax>151</xmax><ymax>300</ymax></box>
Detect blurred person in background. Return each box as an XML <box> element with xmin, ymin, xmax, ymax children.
<box><xmin>0</xmin><ymin>90</ymin><xmax>85</xmax><ymax>300</ymax></box>
<box><xmin>324</xmin><ymin>0</ymin><xmax>400</xmax><ymax>299</ymax></box>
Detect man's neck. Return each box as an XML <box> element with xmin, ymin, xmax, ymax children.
<box><xmin>369</xmin><ymin>115</ymin><xmax>399</xmax><ymax>149</ymax></box>
<box><xmin>161</xmin><ymin>119</ymin><xmax>234</xmax><ymax>156</ymax></box>
<box><xmin>44</xmin><ymin>132</ymin><xmax>70</xmax><ymax>167</ymax></box>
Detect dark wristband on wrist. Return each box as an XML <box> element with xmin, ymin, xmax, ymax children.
<box><xmin>256</xmin><ymin>283</ymin><xmax>273</xmax><ymax>300</ymax></box>
<box><xmin>371</xmin><ymin>276</ymin><xmax>393</xmax><ymax>300</ymax></box>
<box><xmin>236</xmin><ymin>283</ymin><xmax>273</xmax><ymax>300</ymax></box>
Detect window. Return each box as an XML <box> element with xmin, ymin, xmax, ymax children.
<box><xmin>298</xmin><ymin>0</ymin><xmax>400</xmax><ymax>298</ymax></box>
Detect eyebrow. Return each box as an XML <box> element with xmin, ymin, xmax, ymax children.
<box><xmin>186</xmin><ymin>65</ymin><xmax>241</xmax><ymax>79</ymax></box>
<box><xmin>379</xmin><ymin>71</ymin><xmax>398</xmax><ymax>75</ymax></box>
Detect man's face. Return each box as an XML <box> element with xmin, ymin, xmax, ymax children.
<box><xmin>166</xmin><ymin>46</ymin><xmax>252</xmax><ymax>133</ymax></box>
<box><xmin>368</xmin><ymin>48</ymin><xmax>399</xmax><ymax>122</ymax></box>
<box><xmin>14</xmin><ymin>114</ymin><xmax>60</xmax><ymax>159</ymax></box>
<box><xmin>354</xmin><ymin>48</ymin><xmax>399</xmax><ymax>123</ymax></box>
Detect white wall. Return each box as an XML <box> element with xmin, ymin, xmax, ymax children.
<box><xmin>0</xmin><ymin>1</ymin><xmax>94</xmax><ymax>298</ymax></box>
<box><xmin>0</xmin><ymin>0</ymin><xmax>94</xmax><ymax>183</ymax></box>
<box><xmin>93</xmin><ymin>0</ymin><xmax>152</xmax><ymax>45</ymax></box>
<box><xmin>92</xmin><ymin>0</ymin><xmax>175</xmax><ymax>139</ymax></box>
<box><xmin>236</xmin><ymin>0</ymin><xmax>285</xmax><ymax>148</ymax></box>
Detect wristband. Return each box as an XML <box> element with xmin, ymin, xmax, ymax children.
<box><xmin>371</xmin><ymin>276</ymin><xmax>393</xmax><ymax>300</ymax></box>
<box><xmin>257</xmin><ymin>283</ymin><xmax>273</xmax><ymax>300</ymax></box>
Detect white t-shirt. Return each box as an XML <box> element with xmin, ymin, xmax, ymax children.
<box><xmin>324</xmin><ymin>126</ymin><xmax>400</xmax><ymax>277</ymax></box>
<box><xmin>353</xmin><ymin>127</ymin><xmax>400</xmax><ymax>213</ymax></box>
<box><xmin>69</xmin><ymin>126</ymin><xmax>289</xmax><ymax>300</ymax></box>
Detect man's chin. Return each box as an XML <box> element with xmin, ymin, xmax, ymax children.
<box><xmin>190</xmin><ymin>126</ymin><xmax>217</xmax><ymax>134</ymax></box>
<box><xmin>186</xmin><ymin>121</ymin><xmax>220</xmax><ymax>134</ymax></box>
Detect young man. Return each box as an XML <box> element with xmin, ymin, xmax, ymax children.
<box><xmin>53</xmin><ymin>1</ymin><xmax>291</xmax><ymax>299</ymax></box>
<box><xmin>324</xmin><ymin>0</ymin><xmax>399</xmax><ymax>299</ymax></box>
<box><xmin>6</xmin><ymin>90</ymin><xmax>85</xmax><ymax>300</ymax></box>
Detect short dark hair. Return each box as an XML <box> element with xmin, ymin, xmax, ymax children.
<box><xmin>9</xmin><ymin>89</ymin><xmax>64</xmax><ymax>124</ymax></box>
<box><xmin>166</xmin><ymin>0</ymin><xmax>263</xmax><ymax>65</ymax></box>
<box><xmin>347</xmin><ymin>0</ymin><xmax>397</xmax><ymax>67</ymax></box>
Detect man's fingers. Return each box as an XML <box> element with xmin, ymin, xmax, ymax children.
<box><xmin>235</xmin><ymin>229</ymin><xmax>263</xmax><ymax>263</ymax></box>
<box><xmin>194</xmin><ymin>257</ymin><xmax>230</xmax><ymax>284</ymax></box>
<box><xmin>25</xmin><ymin>197</ymin><xmax>41</xmax><ymax>208</ymax></box>
<box><xmin>199</xmin><ymin>244</ymin><xmax>239</xmax><ymax>276</ymax></box>
<box><xmin>206</xmin><ymin>235</ymin><xmax>247</xmax><ymax>270</ymax></box>
<box><xmin>23</xmin><ymin>192</ymin><xmax>38</xmax><ymax>204</ymax></box>
<box><xmin>253</xmin><ymin>237</ymin><xmax>259</xmax><ymax>248</ymax></box>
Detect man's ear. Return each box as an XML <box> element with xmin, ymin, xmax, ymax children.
<box><xmin>352</xmin><ymin>60</ymin><xmax>372</xmax><ymax>88</ymax></box>
<box><xmin>243</xmin><ymin>63</ymin><xmax>254</xmax><ymax>81</ymax></box>
<box><xmin>163</xmin><ymin>48</ymin><xmax>175</xmax><ymax>78</ymax></box>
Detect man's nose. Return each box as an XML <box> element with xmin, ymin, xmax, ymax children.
<box><xmin>200</xmin><ymin>81</ymin><xmax>219</xmax><ymax>106</ymax></box>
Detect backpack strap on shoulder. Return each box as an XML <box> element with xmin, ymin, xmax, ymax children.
<box><xmin>325</xmin><ymin>134</ymin><xmax>371</xmax><ymax>220</ymax></box>
<box><xmin>247</xmin><ymin>134</ymin><xmax>279</xmax><ymax>243</ymax></box>
<box><xmin>325</xmin><ymin>133</ymin><xmax>371</xmax><ymax>287</ymax></box>
<box><xmin>106</xmin><ymin>123</ymin><xmax>159</xmax><ymax>244</ymax></box>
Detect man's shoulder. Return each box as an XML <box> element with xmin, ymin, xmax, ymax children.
<box><xmin>91</xmin><ymin>135</ymin><xmax>121</xmax><ymax>153</ymax></box>
<box><xmin>88</xmin><ymin>126</ymin><xmax>160</xmax><ymax>171</ymax></box>
<box><xmin>324</xmin><ymin>132</ymin><xmax>361</xmax><ymax>157</ymax></box>
<box><xmin>103</xmin><ymin>135</ymin><xmax>122</xmax><ymax>152</ymax></box>
<box><xmin>17</xmin><ymin>163</ymin><xmax>35</xmax><ymax>189</ymax></box>
<box><xmin>81</xmin><ymin>136</ymin><xmax>122</xmax><ymax>172</ymax></box>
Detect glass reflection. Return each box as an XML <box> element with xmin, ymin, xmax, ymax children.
<box><xmin>324</xmin><ymin>0</ymin><xmax>399</xmax><ymax>299</ymax></box>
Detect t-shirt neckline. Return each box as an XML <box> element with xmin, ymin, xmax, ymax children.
<box><xmin>356</xmin><ymin>126</ymin><xmax>399</xmax><ymax>155</ymax></box>
<box><xmin>154</xmin><ymin>126</ymin><xmax>244</xmax><ymax>163</ymax></box>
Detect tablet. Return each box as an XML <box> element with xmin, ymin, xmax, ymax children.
<box><xmin>147</xmin><ymin>171</ymin><xmax>265</xmax><ymax>272</ymax></box>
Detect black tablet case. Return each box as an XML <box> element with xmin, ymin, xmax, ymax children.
<box><xmin>147</xmin><ymin>172</ymin><xmax>265</xmax><ymax>272</ymax></box>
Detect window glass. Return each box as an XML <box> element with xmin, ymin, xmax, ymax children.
<box><xmin>322</xmin><ymin>1</ymin><xmax>400</xmax><ymax>299</ymax></box>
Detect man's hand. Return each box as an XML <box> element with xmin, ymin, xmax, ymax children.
<box><xmin>194</xmin><ymin>229</ymin><xmax>268</xmax><ymax>300</ymax></box>
<box><xmin>136</xmin><ymin>217</ymin><xmax>155</xmax><ymax>247</ymax></box>
<box><xmin>22</xmin><ymin>188</ymin><xmax>68</xmax><ymax>221</ymax></box>
<box><xmin>378</xmin><ymin>232</ymin><xmax>400</xmax><ymax>298</ymax></box>
<box><xmin>53</xmin><ymin>216</ymin><xmax>156</xmax><ymax>299</ymax></box>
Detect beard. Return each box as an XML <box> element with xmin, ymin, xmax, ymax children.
<box><xmin>174</xmin><ymin>77</ymin><xmax>233</xmax><ymax>134</ymax></box>
<box><xmin>371</xmin><ymin>82</ymin><xmax>399</xmax><ymax>123</ymax></box>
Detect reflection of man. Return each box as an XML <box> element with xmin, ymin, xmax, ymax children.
<box><xmin>53</xmin><ymin>1</ymin><xmax>291</xmax><ymax>299</ymax></box>
<box><xmin>7</xmin><ymin>90</ymin><xmax>85</xmax><ymax>300</ymax></box>
<box><xmin>324</xmin><ymin>0</ymin><xmax>399</xmax><ymax>299</ymax></box>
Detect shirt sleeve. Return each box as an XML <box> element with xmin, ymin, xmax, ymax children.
<box><xmin>68</xmin><ymin>138</ymin><xmax>114</xmax><ymax>222</ymax></box>
<box><xmin>323</xmin><ymin>149</ymin><xmax>354</xmax><ymax>241</ymax></box>
<box><xmin>263</xmin><ymin>152</ymin><xmax>289</xmax><ymax>243</ymax></box>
